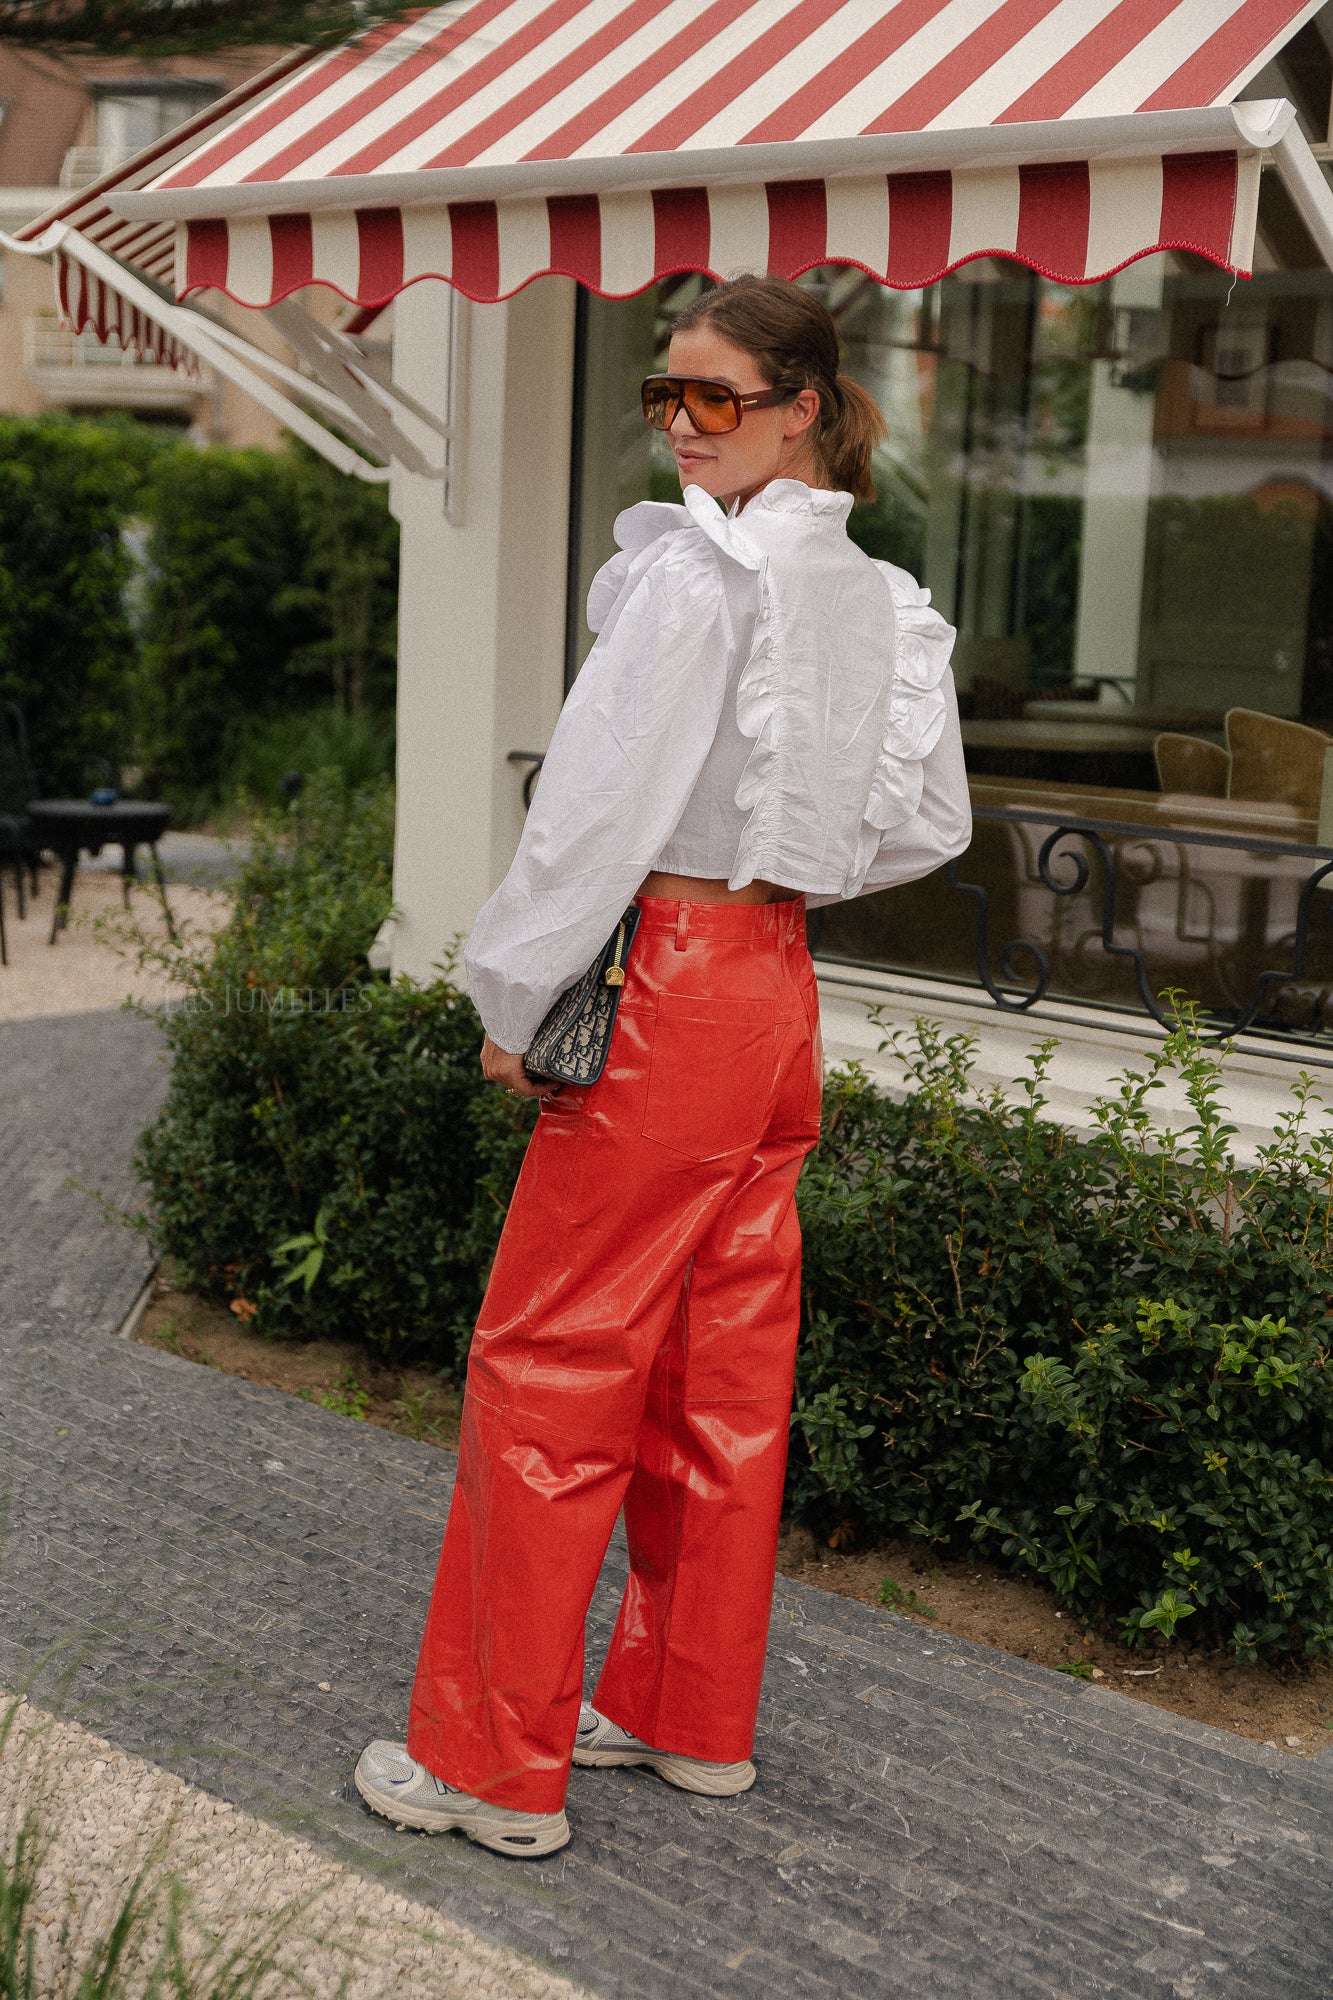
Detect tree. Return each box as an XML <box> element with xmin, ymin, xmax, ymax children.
<box><xmin>0</xmin><ymin>414</ymin><xmax>144</xmax><ymax>793</ymax></box>
<box><xmin>135</xmin><ymin>444</ymin><xmax>319</xmax><ymax>810</ymax></box>
<box><xmin>0</xmin><ymin>0</ymin><xmax>425</xmax><ymax>57</ymax></box>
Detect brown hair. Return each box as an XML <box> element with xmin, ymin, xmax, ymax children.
<box><xmin>670</xmin><ymin>273</ymin><xmax>887</xmax><ymax>504</ymax></box>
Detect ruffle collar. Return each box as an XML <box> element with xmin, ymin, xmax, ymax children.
<box><xmin>735</xmin><ymin>478</ymin><xmax>854</xmax><ymax>524</ymax></box>
<box><xmin>610</xmin><ymin>485</ymin><xmax>765</xmax><ymax>570</ymax></box>
<box><xmin>610</xmin><ymin>478</ymin><xmax>852</xmax><ymax>555</ymax></box>
<box><xmin>591</xmin><ymin>486</ymin><xmax>765</xmax><ymax>636</ymax></box>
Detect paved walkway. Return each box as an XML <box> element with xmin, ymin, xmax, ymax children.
<box><xmin>1</xmin><ymin>1008</ymin><xmax>1330</xmax><ymax>1999</ymax></box>
<box><xmin>81</xmin><ymin>828</ymin><xmax>248</xmax><ymax>888</ymax></box>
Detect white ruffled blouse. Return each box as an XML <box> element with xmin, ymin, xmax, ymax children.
<box><xmin>465</xmin><ymin>479</ymin><xmax>971</xmax><ymax>1054</ymax></box>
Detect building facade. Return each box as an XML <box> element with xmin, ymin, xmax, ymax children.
<box><xmin>0</xmin><ymin>42</ymin><xmax>296</xmax><ymax>445</ymax></box>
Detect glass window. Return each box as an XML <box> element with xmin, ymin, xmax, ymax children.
<box><xmin>566</xmin><ymin>277</ymin><xmax>705</xmax><ymax>680</ymax></box>
<box><xmin>567</xmin><ymin>226</ymin><xmax>1333</xmax><ymax>1044</ymax></box>
<box><xmin>94</xmin><ymin>89</ymin><xmax>218</xmax><ymax>156</ymax></box>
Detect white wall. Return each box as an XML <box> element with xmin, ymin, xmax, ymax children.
<box><xmin>386</xmin><ymin>276</ymin><xmax>575</xmax><ymax>984</ymax></box>
<box><xmin>817</xmin><ymin>964</ymin><xmax>1331</xmax><ymax>1168</ymax></box>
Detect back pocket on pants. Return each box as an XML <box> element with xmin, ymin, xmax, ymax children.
<box><xmin>641</xmin><ymin>993</ymin><xmax>778</xmax><ymax>1162</ymax></box>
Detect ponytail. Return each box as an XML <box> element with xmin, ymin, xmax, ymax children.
<box><xmin>821</xmin><ymin>373</ymin><xmax>887</xmax><ymax>505</ymax></box>
<box><xmin>671</xmin><ymin>274</ymin><xmax>888</xmax><ymax>506</ymax></box>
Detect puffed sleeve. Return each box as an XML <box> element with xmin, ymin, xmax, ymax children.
<box><xmin>465</xmin><ymin>534</ymin><xmax>751</xmax><ymax>1054</ymax></box>
<box><xmin>807</xmin><ymin>561</ymin><xmax>971</xmax><ymax>906</ymax></box>
<box><xmin>841</xmin><ymin>673</ymin><xmax>971</xmax><ymax>895</ymax></box>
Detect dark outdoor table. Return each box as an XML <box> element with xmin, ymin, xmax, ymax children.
<box><xmin>26</xmin><ymin>799</ymin><xmax>176</xmax><ymax>945</ymax></box>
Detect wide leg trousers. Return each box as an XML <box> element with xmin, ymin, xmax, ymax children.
<box><xmin>407</xmin><ymin>896</ymin><xmax>824</xmax><ymax>1813</ymax></box>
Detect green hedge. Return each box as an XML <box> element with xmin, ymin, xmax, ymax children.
<box><xmin>133</xmin><ymin>797</ymin><xmax>1333</xmax><ymax>1661</ymax></box>
<box><xmin>136</xmin><ymin>441</ymin><xmax>399</xmax><ymax>813</ymax></box>
<box><xmin>0</xmin><ymin>417</ymin><xmax>399</xmax><ymax>815</ymax></box>
<box><xmin>794</xmin><ymin>1024</ymin><xmax>1333</xmax><ymax>1661</ymax></box>
<box><xmin>135</xmin><ymin>447</ymin><xmax>315</xmax><ymax>812</ymax></box>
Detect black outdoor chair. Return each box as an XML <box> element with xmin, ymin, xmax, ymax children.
<box><xmin>0</xmin><ymin>703</ymin><xmax>42</xmax><ymax>965</ymax></box>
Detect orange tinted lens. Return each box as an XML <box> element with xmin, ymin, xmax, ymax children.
<box><xmin>683</xmin><ymin>380</ymin><xmax>740</xmax><ymax>433</ymax></box>
<box><xmin>641</xmin><ymin>381</ymin><xmax>679</xmax><ymax>429</ymax></box>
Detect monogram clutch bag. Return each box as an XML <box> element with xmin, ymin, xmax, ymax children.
<box><xmin>523</xmin><ymin>906</ymin><xmax>642</xmax><ymax>1087</ymax></box>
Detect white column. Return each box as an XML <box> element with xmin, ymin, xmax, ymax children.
<box><xmin>1071</xmin><ymin>260</ymin><xmax>1163</xmax><ymax>703</ymax></box>
<box><xmin>386</xmin><ymin>277</ymin><xmax>575</xmax><ymax>984</ymax></box>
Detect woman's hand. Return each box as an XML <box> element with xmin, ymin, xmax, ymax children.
<box><xmin>481</xmin><ymin>1034</ymin><xmax>558</xmax><ymax>1099</ymax></box>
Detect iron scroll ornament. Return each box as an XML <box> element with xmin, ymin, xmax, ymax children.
<box><xmin>944</xmin><ymin>806</ymin><xmax>1333</xmax><ymax>1045</ymax></box>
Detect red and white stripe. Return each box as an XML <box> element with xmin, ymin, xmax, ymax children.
<box><xmin>177</xmin><ymin>149</ymin><xmax>1259</xmax><ymax>304</ymax></box>
<box><xmin>16</xmin><ymin>0</ymin><xmax>1316</xmax><ymax>319</ymax></box>
<box><xmin>54</xmin><ymin>250</ymin><xmax>197</xmax><ymax>371</ymax></box>
<box><xmin>144</xmin><ymin>0</ymin><xmax>1319</xmax><ymax>188</ymax></box>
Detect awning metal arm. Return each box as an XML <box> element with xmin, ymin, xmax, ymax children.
<box><xmin>1271</xmin><ymin>121</ymin><xmax>1333</xmax><ymax>273</ymax></box>
<box><xmin>265</xmin><ymin>297</ymin><xmax>446</xmax><ymax>479</ymax></box>
<box><xmin>170</xmin><ymin>311</ymin><xmax>392</xmax><ymax>434</ymax></box>
<box><xmin>1</xmin><ymin>222</ymin><xmax>392</xmax><ymax>483</ymax></box>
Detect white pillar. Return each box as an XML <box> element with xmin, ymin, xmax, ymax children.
<box><xmin>386</xmin><ymin>277</ymin><xmax>575</xmax><ymax>984</ymax></box>
<box><xmin>1071</xmin><ymin>260</ymin><xmax>1163</xmax><ymax>703</ymax></box>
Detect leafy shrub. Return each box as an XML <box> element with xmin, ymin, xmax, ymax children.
<box><xmin>793</xmin><ymin>1016</ymin><xmax>1333</xmax><ymax>1660</ymax></box>
<box><xmin>134</xmin><ymin>777</ymin><xmax>531</xmax><ymax>1366</ymax></box>
<box><xmin>227</xmin><ymin>703</ymin><xmax>394</xmax><ymax>807</ymax></box>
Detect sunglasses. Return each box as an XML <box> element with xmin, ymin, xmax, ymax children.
<box><xmin>641</xmin><ymin>374</ymin><xmax>793</xmax><ymax>435</ymax></box>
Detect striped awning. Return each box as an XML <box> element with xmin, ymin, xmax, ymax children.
<box><xmin>16</xmin><ymin>0</ymin><xmax>1327</xmax><ymax>316</ymax></box>
<box><xmin>52</xmin><ymin>248</ymin><xmax>196</xmax><ymax>371</ymax></box>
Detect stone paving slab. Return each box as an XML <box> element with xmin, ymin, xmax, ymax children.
<box><xmin>1</xmin><ymin>1010</ymin><xmax>1330</xmax><ymax>1999</ymax></box>
<box><xmin>0</xmin><ymin>1008</ymin><xmax>165</xmax><ymax>1335</ymax></box>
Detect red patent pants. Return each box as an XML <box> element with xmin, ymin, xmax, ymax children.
<box><xmin>407</xmin><ymin>896</ymin><xmax>823</xmax><ymax>1812</ymax></box>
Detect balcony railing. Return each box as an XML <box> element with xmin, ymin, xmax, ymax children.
<box><xmin>24</xmin><ymin>319</ymin><xmax>208</xmax><ymax>409</ymax></box>
<box><xmin>25</xmin><ymin>320</ymin><xmax>146</xmax><ymax>372</ymax></box>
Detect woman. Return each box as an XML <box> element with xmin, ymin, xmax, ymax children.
<box><xmin>355</xmin><ymin>274</ymin><xmax>971</xmax><ymax>1857</ymax></box>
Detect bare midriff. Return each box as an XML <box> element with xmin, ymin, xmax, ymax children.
<box><xmin>637</xmin><ymin>871</ymin><xmax>802</xmax><ymax>906</ymax></box>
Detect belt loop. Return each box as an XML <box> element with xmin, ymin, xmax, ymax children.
<box><xmin>674</xmin><ymin>903</ymin><xmax>689</xmax><ymax>952</ymax></box>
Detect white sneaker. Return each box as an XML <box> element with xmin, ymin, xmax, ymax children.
<box><xmin>354</xmin><ymin>1741</ymin><xmax>570</xmax><ymax>1857</ymax></box>
<box><xmin>572</xmin><ymin>1704</ymin><xmax>756</xmax><ymax>1796</ymax></box>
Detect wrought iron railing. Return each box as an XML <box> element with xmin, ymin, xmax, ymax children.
<box><xmin>507</xmin><ymin>753</ymin><xmax>1333</xmax><ymax>1047</ymax></box>
<box><xmin>942</xmin><ymin>804</ymin><xmax>1333</xmax><ymax>1044</ymax></box>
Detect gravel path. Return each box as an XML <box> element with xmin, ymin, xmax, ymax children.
<box><xmin>0</xmin><ymin>864</ymin><xmax>225</xmax><ymax>1023</ymax></box>
<box><xmin>0</xmin><ymin>1694</ymin><xmax>590</xmax><ymax>1999</ymax></box>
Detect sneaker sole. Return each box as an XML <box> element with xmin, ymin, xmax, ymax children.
<box><xmin>354</xmin><ymin>1769</ymin><xmax>571</xmax><ymax>1856</ymax></box>
<box><xmin>572</xmin><ymin>1742</ymin><xmax>756</xmax><ymax>1797</ymax></box>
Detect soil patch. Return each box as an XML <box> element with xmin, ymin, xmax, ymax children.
<box><xmin>135</xmin><ymin>1276</ymin><xmax>460</xmax><ymax>1452</ymax></box>
<box><xmin>135</xmin><ymin>1278</ymin><xmax>1332</xmax><ymax>1762</ymax></box>
<box><xmin>775</xmin><ymin>1524</ymin><xmax>1333</xmax><ymax>1760</ymax></box>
